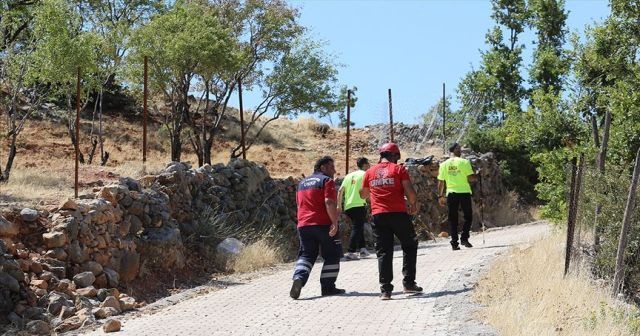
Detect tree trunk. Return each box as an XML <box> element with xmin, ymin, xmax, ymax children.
<box><xmin>612</xmin><ymin>147</ymin><xmax>640</xmax><ymax>295</ymax></box>
<box><xmin>99</xmin><ymin>89</ymin><xmax>107</xmax><ymax>165</ymax></box>
<box><xmin>171</xmin><ymin>131</ymin><xmax>181</xmax><ymax>162</ymax></box>
<box><xmin>203</xmin><ymin>136</ymin><xmax>213</xmax><ymax>164</ymax></box>
<box><xmin>594</xmin><ymin>110</ymin><xmax>612</xmax><ymax>249</ymax></box>
<box><xmin>1</xmin><ymin>134</ymin><xmax>18</xmax><ymax>182</ymax></box>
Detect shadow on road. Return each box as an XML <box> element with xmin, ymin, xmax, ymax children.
<box><xmin>297</xmin><ymin>287</ymin><xmax>473</xmax><ymax>301</ymax></box>
<box><xmin>418</xmin><ymin>287</ymin><xmax>472</xmax><ymax>298</ymax></box>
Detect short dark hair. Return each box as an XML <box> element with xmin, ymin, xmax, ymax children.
<box><xmin>356</xmin><ymin>157</ymin><xmax>369</xmax><ymax>169</ymax></box>
<box><xmin>449</xmin><ymin>142</ymin><xmax>460</xmax><ymax>153</ymax></box>
<box><xmin>380</xmin><ymin>151</ymin><xmax>399</xmax><ymax>161</ymax></box>
<box><xmin>314</xmin><ymin>156</ymin><xmax>334</xmax><ymax>172</ymax></box>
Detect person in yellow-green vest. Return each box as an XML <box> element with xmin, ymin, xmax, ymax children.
<box><xmin>338</xmin><ymin>157</ymin><xmax>371</xmax><ymax>260</ymax></box>
<box><xmin>437</xmin><ymin>143</ymin><xmax>478</xmax><ymax>250</ymax></box>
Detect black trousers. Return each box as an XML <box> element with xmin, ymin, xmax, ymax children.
<box><xmin>447</xmin><ymin>192</ymin><xmax>473</xmax><ymax>245</ymax></box>
<box><xmin>345</xmin><ymin>206</ymin><xmax>367</xmax><ymax>253</ymax></box>
<box><xmin>372</xmin><ymin>212</ymin><xmax>418</xmax><ymax>293</ymax></box>
<box><xmin>292</xmin><ymin>225</ymin><xmax>341</xmax><ymax>290</ymax></box>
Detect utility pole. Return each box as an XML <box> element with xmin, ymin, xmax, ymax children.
<box><xmin>442</xmin><ymin>83</ymin><xmax>446</xmax><ymax>154</ymax></box>
<box><xmin>143</xmin><ymin>56</ymin><xmax>148</xmax><ymax>163</ymax></box>
<box><xmin>345</xmin><ymin>89</ymin><xmax>352</xmax><ymax>175</ymax></box>
<box><xmin>388</xmin><ymin>89</ymin><xmax>394</xmax><ymax>142</ymax></box>
<box><xmin>238</xmin><ymin>78</ymin><xmax>246</xmax><ymax>160</ymax></box>
<box><xmin>75</xmin><ymin>67</ymin><xmax>81</xmax><ymax>199</ymax></box>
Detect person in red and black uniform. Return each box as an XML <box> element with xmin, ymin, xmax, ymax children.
<box><xmin>360</xmin><ymin>143</ymin><xmax>423</xmax><ymax>300</ymax></box>
<box><xmin>289</xmin><ymin>156</ymin><xmax>345</xmax><ymax>299</ymax></box>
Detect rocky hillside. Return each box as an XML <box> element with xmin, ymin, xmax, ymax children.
<box><xmin>0</xmin><ymin>108</ymin><xmax>531</xmax><ymax>334</ymax></box>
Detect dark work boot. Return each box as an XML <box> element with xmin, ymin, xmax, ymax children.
<box><xmin>461</xmin><ymin>240</ymin><xmax>473</xmax><ymax>248</ymax></box>
<box><xmin>290</xmin><ymin>279</ymin><xmax>303</xmax><ymax>299</ymax></box>
<box><xmin>451</xmin><ymin>242</ymin><xmax>460</xmax><ymax>250</ymax></box>
<box><xmin>321</xmin><ymin>287</ymin><xmax>346</xmax><ymax>296</ymax></box>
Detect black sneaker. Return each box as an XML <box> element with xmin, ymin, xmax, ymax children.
<box><xmin>290</xmin><ymin>279</ymin><xmax>303</xmax><ymax>299</ymax></box>
<box><xmin>380</xmin><ymin>291</ymin><xmax>392</xmax><ymax>300</ymax></box>
<box><xmin>461</xmin><ymin>240</ymin><xmax>473</xmax><ymax>248</ymax></box>
<box><xmin>403</xmin><ymin>283</ymin><xmax>423</xmax><ymax>294</ymax></box>
<box><xmin>451</xmin><ymin>243</ymin><xmax>460</xmax><ymax>251</ymax></box>
<box><xmin>321</xmin><ymin>287</ymin><xmax>346</xmax><ymax>296</ymax></box>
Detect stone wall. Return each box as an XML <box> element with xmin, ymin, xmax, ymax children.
<box><xmin>0</xmin><ymin>159</ymin><xmax>298</xmax><ymax>333</ymax></box>
<box><xmin>0</xmin><ymin>154</ymin><xmax>518</xmax><ymax>333</ymax></box>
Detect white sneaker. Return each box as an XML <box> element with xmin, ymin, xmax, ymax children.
<box><xmin>359</xmin><ymin>248</ymin><xmax>371</xmax><ymax>258</ymax></box>
<box><xmin>344</xmin><ymin>252</ymin><xmax>360</xmax><ymax>261</ymax></box>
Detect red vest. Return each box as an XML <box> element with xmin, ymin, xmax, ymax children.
<box><xmin>363</xmin><ymin>162</ymin><xmax>410</xmax><ymax>215</ymax></box>
<box><xmin>296</xmin><ymin>172</ymin><xmax>336</xmax><ymax>227</ymax></box>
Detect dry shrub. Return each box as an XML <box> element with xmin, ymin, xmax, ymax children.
<box><xmin>475</xmin><ymin>233</ymin><xmax>640</xmax><ymax>336</ymax></box>
<box><xmin>110</xmin><ymin>158</ymin><xmax>167</xmax><ymax>179</ymax></box>
<box><xmin>2</xmin><ymin>167</ymin><xmax>72</xmax><ymax>204</ymax></box>
<box><xmin>486</xmin><ymin>190</ymin><xmax>535</xmax><ymax>227</ymax></box>
<box><xmin>213</xmin><ymin>239</ymin><xmax>283</xmax><ymax>274</ymax></box>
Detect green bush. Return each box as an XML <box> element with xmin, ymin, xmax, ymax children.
<box><xmin>577</xmin><ymin>166</ymin><xmax>640</xmax><ymax>298</ymax></box>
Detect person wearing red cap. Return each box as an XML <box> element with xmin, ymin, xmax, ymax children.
<box><xmin>360</xmin><ymin>143</ymin><xmax>422</xmax><ymax>300</ymax></box>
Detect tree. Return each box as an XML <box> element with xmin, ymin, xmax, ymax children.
<box><xmin>0</xmin><ymin>0</ymin><xmax>40</xmax><ymax>182</ymax></box>
<box><xmin>195</xmin><ymin>0</ymin><xmax>307</xmax><ymax>165</ymax></box>
<box><xmin>337</xmin><ymin>85</ymin><xmax>357</xmax><ymax>128</ymax></box>
<box><xmin>230</xmin><ymin>38</ymin><xmax>340</xmax><ymax>158</ymax></box>
<box><xmin>76</xmin><ymin>0</ymin><xmax>164</xmax><ymax>165</ymax></box>
<box><xmin>26</xmin><ymin>0</ymin><xmax>100</xmax><ymax>164</ymax></box>
<box><xmin>0</xmin><ymin>0</ymin><xmax>37</xmax><ymax>54</ymax></box>
<box><xmin>127</xmin><ymin>0</ymin><xmax>236</xmax><ymax>162</ymax></box>
<box><xmin>528</xmin><ymin>0</ymin><xmax>569</xmax><ymax>95</ymax></box>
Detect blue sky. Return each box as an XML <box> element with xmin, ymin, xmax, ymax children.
<box><xmin>235</xmin><ymin>0</ymin><xmax>611</xmax><ymax>127</ymax></box>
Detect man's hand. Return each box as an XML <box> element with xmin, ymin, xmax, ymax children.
<box><xmin>408</xmin><ymin>202</ymin><xmax>418</xmax><ymax>215</ymax></box>
<box><xmin>329</xmin><ymin>223</ymin><xmax>338</xmax><ymax>237</ymax></box>
<box><xmin>438</xmin><ymin>196</ymin><xmax>446</xmax><ymax>207</ymax></box>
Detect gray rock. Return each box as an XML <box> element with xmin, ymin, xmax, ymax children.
<box><xmin>46</xmin><ymin>248</ymin><xmax>68</xmax><ymax>261</ymax></box>
<box><xmin>67</xmin><ymin>240</ymin><xmax>89</xmax><ymax>264</ymax></box>
<box><xmin>103</xmin><ymin>268</ymin><xmax>119</xmax><ymax>288</ymax></box>
<box><xmin>96</xmin><ymin>288</ymin><xmax>110</xmax><ymax>302</ymax></box>
<box><xmin>73</xmin><ymin>271</ymin><xmax>96</xmax><ymax>288</ymax></box>
<box><xmin>120</xmin><ymin>177</ymin><xmax>141</xmax><ymax>192</ymax></box>
<box><xmin>216</xmin><ymin>237</ymin><xmax>245</xmax><ymax>256</ymax></box>
<box><xmin>47</xmin><ymin>292</ymin><xmax>74</xmax><ymax>316</ymax></box>
<box><xmin>81</xmin><ymin>261</ymin><xmax>104</xmax><ymax>276</ymax></box>
<box><xmin>20</xmin><ymin>208</ymin><xmax>39</xmax><ymax>222</ymax></box>
<box><xmin>0</xmin><ymin>271</ymin><xmax>20</xmax><ymax>292</ymax></box>
<box><xmin>54</xmin><ymin>217</ymin><xmax>78</xmax><ymax>240</ymax></box>
<box><xmin>0</xmin><ymin>215</ymin><xmax>19</xmax><ymax>237</ymax></box>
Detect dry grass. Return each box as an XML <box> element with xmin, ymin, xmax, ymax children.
<box><xmin>475</xmin><ymin>233</ymin><xmax>640</xmax><ymax>336</ymax></box>
<box><xmin>229</xmin><ymin>239</ymin><xmax>283</xmax><ymax>273</ymax></box>
<box><xmin>0</xmin><ymin>167</ymin><xmax>73</xmax><ymax>205</ymax></box>
<box><xmin>485</xmin><ymin>190</ymin><xmax>536</xmax><ymax>227</ymax></box>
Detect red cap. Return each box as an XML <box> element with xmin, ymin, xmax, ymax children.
<box><xmin>379</xmin><ymin>142</ymin><xmax>400</xmax><ymax>154</ymax></box>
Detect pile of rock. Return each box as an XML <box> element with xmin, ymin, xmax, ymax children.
<box><xmin>0</xmin><ymin>154</ymin><xmax>516</xmax><ymax>333</ymax></box>
<box><xmin>364</xmin><ymin>123</ymin><xmax>436</xmax><ymax>151</ymax></box>
<box><xmin>1</xmin><ymin>158</ymin><xmax>302</xmax><ymax>334</ymax></box>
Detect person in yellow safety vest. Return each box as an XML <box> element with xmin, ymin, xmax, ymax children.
<box><xmin>437</xmin><ymin>142</ymin><xmax>478</xmax><ymax>250</ymax></box>
<box><xmin>338</xmin><ymin>157</ymin><xmax>371</xmax><ymax>260</ymax></box>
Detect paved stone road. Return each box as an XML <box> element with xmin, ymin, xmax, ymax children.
<box><xmin>84</xmin><ymin>222</ymin><xmax>549</xmax><ymax>336</ymax></box>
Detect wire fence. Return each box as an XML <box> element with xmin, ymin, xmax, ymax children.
<box><xmin>566</xmin><ymin>155</ymin><xmax>640</xmax><ymax>298</ymax></box>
